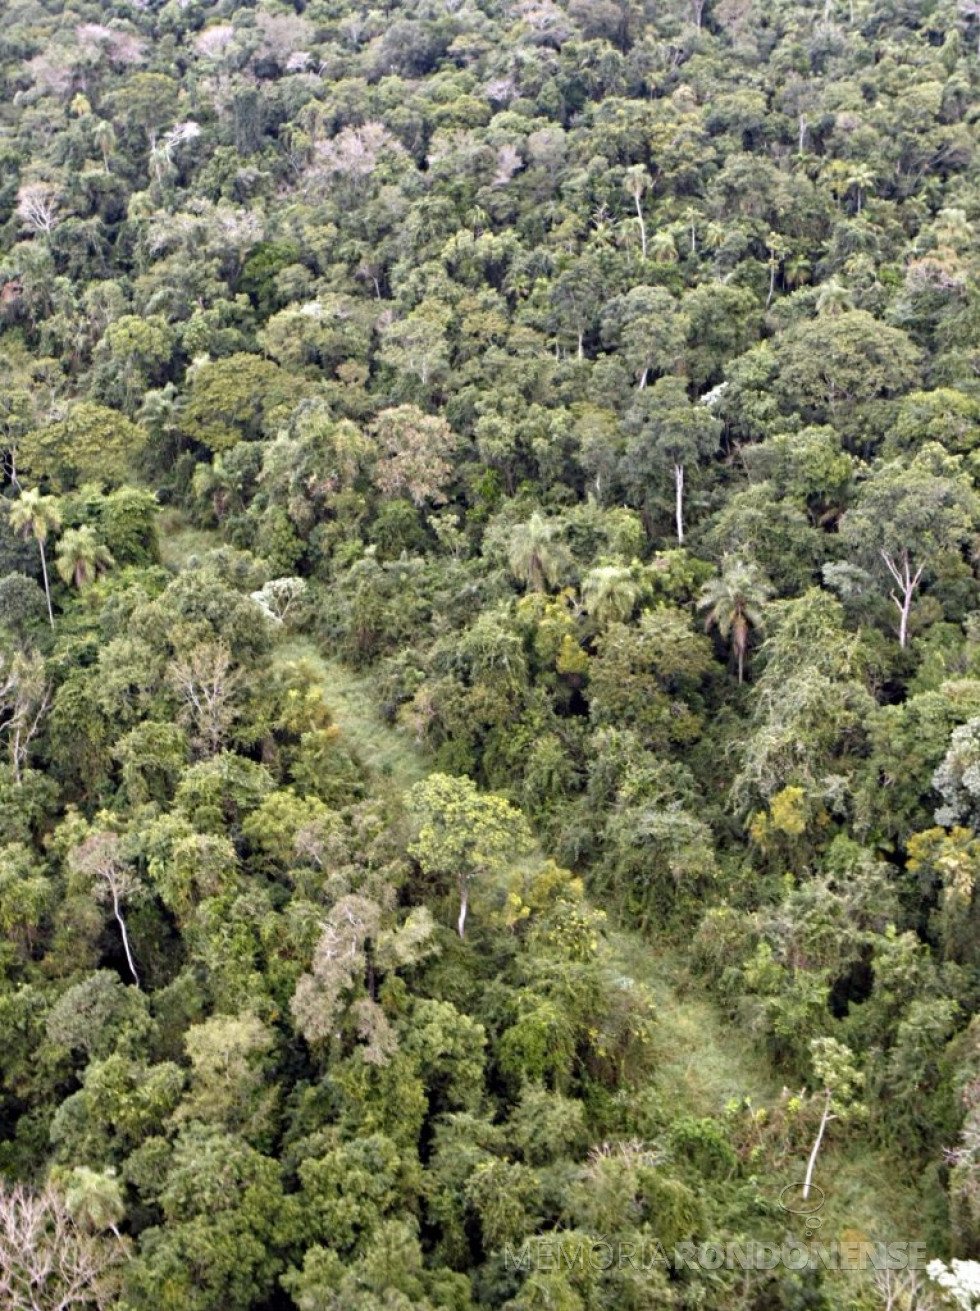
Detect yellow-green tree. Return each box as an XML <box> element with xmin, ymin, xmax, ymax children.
<box><xmin>407</xmin><ymin>773</ymin><xmax>533</xmax><ymax>938</ymax></box>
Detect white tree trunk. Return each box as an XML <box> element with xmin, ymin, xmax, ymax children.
<box><xmin>675</xmin><ymin>464</ymin><xmax>685</xmax><ymax>544</ymax></box>
<box><xmin>803</xmin><ymin>1089</ymin><xmax>834</xmax><ymax>1200</ymax></box>
<box><xmin>457</xmin><ymin>881</ymin><xmax>468</xmax><ymax>939</ymax></box>
<box><xmin>881</xmin><ymin>549</ymin><xmax>923</xmax><ymax>650</ymax></box>
<box><xmin>39</xmin><ymin>540</ymin><xmax>53</xmax><ymax>628</ymax></box>
<box><xmin>112</xmin><ymin>889</ymin><xmax>140</xmax><ymax>987</ymax></box>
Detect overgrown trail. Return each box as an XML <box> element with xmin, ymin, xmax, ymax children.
<box><xmin>280</xmin><ymin>632</ymin><xmax>774</xmax><ymax>1115</ymax></box>
<box><xmin>281</xmin><ymin>630</ymin><xmax>925</xmax><ymax>1242</ymax></box>
<box><xmin>161</xmin><ymin>512</ymin><xmax>919</xmax><ymax>1244</ymax></box>
<box><xmin>277</xmin><ymin>638</ymin><xmax>428</xmax><ymax>789</ymax></box>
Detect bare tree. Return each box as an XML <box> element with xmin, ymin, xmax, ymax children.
<box><xmin>0</xmin><ymin>650</ymin><xmax>52</xmax><ymax>782</ymax></box>
<box><xmin>0</xmin><ymin>1181</ymin><xmax>127</xmax><ymax>1311</ymax></box>
<box><xmin>872</xmin><ymin>1265</ymin><xmax>938</xmax><ymax>1311</ymax></box>
<box><xmin>166</xmin><ymin>641</ymin><xmax>242</xmax><ymax>757</ymax></box>
<box><xmin>68</xmin><ymin>833</ymin><xmax>141</xmax><ymax>987</ymax></box>
<box><xmin>16</xmin><ymin>183</ymin><xmax>61</xmax><ymax>237</ymax></box>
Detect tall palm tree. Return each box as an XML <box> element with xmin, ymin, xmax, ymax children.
<box><xmin>699</xmin><ymin>557</ymin><xmax>773</xmax><ymax>684</ymax></box>
<box><xmin>507</xmin><ymin>514</ymin><xmax>569</xmax><ymax>593</ymax></box>
<box><xmin>9</xmin><ymin>489</ymin><xmax>61</xmax><ymax>627</ymax></box>
<box><xmin>55</xmin><ymin>526</ymin><xmax>114</xmax><ymax>590</ymax></box>
<box><xmin>582</xmin><ymin>565</ymin><xmax>639</xmax><ymax>626</ymax></box>
<box><xmin>844</xmin><ymin>163</ymin><xmax>876</xmax><ymax>214</ymax></box>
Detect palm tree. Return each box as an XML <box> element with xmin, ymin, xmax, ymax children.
<box><xmin>784</xmin><ymin>251</ymin><xmax>812</xmax><ymax>289</ymax></box>
<box><xmin>649</xmin><ymin>229</ymin><xmax>678</xmax><ymax>265</ymax></box>
<box><xmin>622</xmin><ymin>165</ymin><xmax>649</xmax><ymax>259</ymax></box>
<box><xmin>55</xmin><ymin>527</ymin><xmax>114</xmax><ymax>590</ymax></box>
<box><xmin>507</xmin><ymin>514</ymin><xmax>569</xmax><ymax>593</ymax></box>
<box><xmin>582</xmin><ymin>565</ymin><xmax>639</xmax><ymax>626</ymax></box>
<box><xmin>699</xmin><ymin>557</ymin><xmax>773</xmax><ymax>684</ymax></box>
<box><xmin>844</xmin><ymin>164</ymin><xmax>876</xmax><ymax>214</ymax></box>
<box><xmin>816</xmin><ymin>278</ymin><xmax>854</xmax><ymax>317</ymax></box>
<box><xmin>9</xmin><ymin>489</ymin><xmax>61</xmax><ymax>627</ymax></box>
<box><xmin>92</xmin><ymin>118</ymin><xmax>117</xmax><ymax>174</ymax></box>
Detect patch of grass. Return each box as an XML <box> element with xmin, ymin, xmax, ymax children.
<box><xmin>610</xmin><ymin>930</ymin><xmax>778</xmax><ymax>1115</ymax></box>
<box><xmin>156</xmin><ymin>508</ymin><xmax>223</xmax><ymax>572</ymax></box>
<box><xmin>275</xmin><ymin>637</ymin><xmax>429</xmax><ymax>790</ymax></box>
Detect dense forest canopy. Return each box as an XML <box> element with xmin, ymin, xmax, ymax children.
<box><xmin>4</xmin><ymin>0</ymin><xmax>980</xmax><ymax>1306</ymax></box>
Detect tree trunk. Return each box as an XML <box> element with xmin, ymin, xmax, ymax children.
<box><xmin>881</xmin><ymin>549</ymin><xmax>923</xmax><ymax>650</ymax></box>
<box><xmin>577</xmin><ymin>329</ymin><xmax>584</xmax><ymax>360</ymax></box>
<box><xmin>457</xmin><ymin>880</ymin><xmax>468</xmax><ymax>940</ymax></box>
<box><xmin>38</xmin><ymin>540</ymin><xmax>54</xmax><ymax>628</ymax></box>
<box><xmin>803</xmin><ymin>1090</ymin><xmax>834</xmax><ymax>1200</ymax></box>
<box><xmin>112</xmin><ymin>890</ymin><xmax>140</xmax><ymax>987</ymax></box>
<box><xmin>638</xmin><ymin>366</ymin><xmax>649</xmax><ymax>389</ymax></box>
<box><xmin>674</xmin><ymin>464</ymin><xmax>685</xmax><ymax>544</ymax></box>
<box><xmin>634</xmin><ymin>195</ymin><xmax>647</xmax><ymax>259</ymax></box>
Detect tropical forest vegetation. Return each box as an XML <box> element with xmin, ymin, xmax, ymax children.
<box><xmin>4</xmin><ymin>0</ymin><xmax>980</xmax><ymax>1306</ymax></box>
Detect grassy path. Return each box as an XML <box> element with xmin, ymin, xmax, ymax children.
<box><xmin>167</xmin><ymin>515</ymin><xmax>921</xmax><ymax>1241</ymax></box>
<box><xmin>276</xmin><ymin>638</ymin><xmax>428</xmax><ymax>788</ymax></box>
<box><xmin>279</xmin><ymin>634</ymin><xmax>776</xmax><ymax>1117</ymax></box>
<box><xmin>280</xmin><ymin>634</ymin><xmax>926</xmax><ymax>1239</ymax></box>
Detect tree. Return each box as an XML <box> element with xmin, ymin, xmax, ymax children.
<box><xmin>839</xmin><ymin>444</ymin><xmax>979</xmax><ymax>648</ymax></box>
<box><xmin>9</xmin><ymin>489</ymin><xmax>61</xmax><ymax>627</ymax></box>
<box><xmin>926</xmin><ymin>1260</ymin><xmax>980</xmax><ymax>1310</ymax></box>
<box><xmin>407</xmin><ymin>773</ymin><xmax>534</xmax><ymax>938</ymax></box>
<box><xmin>68</xmin><ymin>832</ymin><xmax>142</xmax><ymax>986</ymax></box>
<box><xmin>379</xmin><ymin>302</ymin><xmax>451</xmax><ymax>389</ymax></box>
<box><xmin>0</xmin><ymin>1182</ymin><xmax>127</xmax><ymax>1311</ymax></box>
<box><xmin>0</xmin><ymin>649</ymin><xmax>51</xmax><ymax>782</ymax></box>
<box><xmin>934</xmin><ymin>719</ymin><xmax>980</xmax><ymax>831</ymax></box>
<box><xmin>549</xmin><ymin>257</ymin><xmax>605</xmax><ymax>359</ymax></box>
<box><xmin>623</xmin><ymin>378</ymin><xmax>722</xmax><ymax>543</ymax></box>
<box><xmin>699</xmin><ymin>557</ymin><xmax>772</xmax><ymax>683</ymax></box>
<box><xmin>16</xmin><ymin>182</ymin><xmax>61</xmax><ymax>237</ymax></box>
<box><xmin>126</xmin><ymin>1125</ymin><xmax>297</xmax><ymax>1311</ymax></box>
<box><xmin>250</xmin><ymin>577</ymin><xmax>308</xmax><ymax>626</ymax></box>
<box><xmin>370</xmin><ymin>406</ymin><xmax>458</xmax><ymax>507</ymax></box>
<box><xmin>773</xmin><ymin>310</ymin><xmax>921</xmax><ymax>450</ymax></box>
<box><xmin>166</xmin><ymin>642</ymin><xmax>243</xmax><ymax>757</ymax></box>
<box><xmin>179</xmin><ymin>355</ymin><xmax>298</xmax><ymax>454</ymax></box>
<box><xmin>19</xmin><ymin>403</ymin><xmax>146</xmax><ymax>490</ymax></box>
<box><xmin>507</xmin><ymin>514</ymin><xmax>571</xmax><ymax>593</ymax></box>
<box><xmin>601</xmin><ymin>286</ymin><xmax>686</xmax><ymax>389</ymax></box>
<box><xmin>55</xmin><ymin>527</ymin><xmax>114</xmax><ymax>590</ymax></box>
<box><xmin>105</xmin><ymin>71</ymin><xmax>180</xmax><ymax>148</ymax></box>
<box><xmin>176</xmin><ymin>1012</ymin><xmax>277</xmax><ymax>1139</ymax></box>
<box><xmin>801</xmin><ymin>1038</ymin><xmax>865</xmax><ymax>1200</ymax></box>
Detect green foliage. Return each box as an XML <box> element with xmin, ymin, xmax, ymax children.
<box><xmin>1</xmin><ymin>2</ymin><xmax>978</xmax><ymax>1304</ymax></box>
<box><xmin>19</xmin><ymin>404</ymin><xmax>146</xmax><ymax>490</ymax></box>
